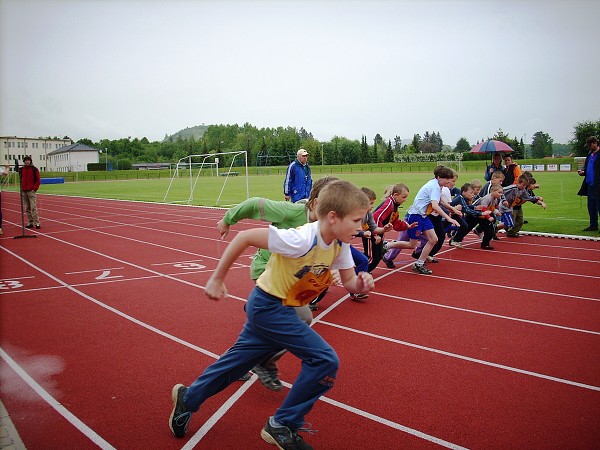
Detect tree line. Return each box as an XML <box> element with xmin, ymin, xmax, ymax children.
<box><xmin>77</xmin><ymin>119</ymin><xmax>600</xmax><ymax>169</ymax></box>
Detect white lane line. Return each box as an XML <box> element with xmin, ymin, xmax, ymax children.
<box><xmin>319</xmin><ymin>320</ymin><xmax>600</xmax><ymax>392</ymax></box>
<box><xmin>0</xmin><ymin>347</ymin><xmax>117</xmax><ymax>450</ymax></box>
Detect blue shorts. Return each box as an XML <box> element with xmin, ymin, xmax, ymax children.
<box><xmin>406</xmin><ymin>214</ymin><xmax>434</xmax><ymax>240</ymax></box>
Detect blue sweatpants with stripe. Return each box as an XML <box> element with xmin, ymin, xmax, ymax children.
<box><xmin>184</xmin><ymin>286</ymin><xmax>339</xmax><ymax>430</ymax></box>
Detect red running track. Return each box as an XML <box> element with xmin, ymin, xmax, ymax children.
<box><xmin>1</xmin><ymin>192</ymin><xmax>599</xmax><ymax>449</ymax></box>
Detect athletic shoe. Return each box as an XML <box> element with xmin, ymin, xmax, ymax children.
<box><xmin>0</xmin><ymin>228</ymin><xmax>3</xmax><ymax>235</ymax></box>
<box><xmin>252</xmin><ymin>364</ymin><xmax>283</xmax><ymax>391</ymax></box>
<box><xmin>261</xmin><ymin>418</ymin><xmax>313</xmax><ymax>450</ymax></box>
<box><xmin>25</xmin><ymin>224</ymin><xmax>33</xmax><ymax>229</ymax></box>
<box><xmin>169</xmin><ymin>384</ymin><xmax>192</xmax><ymax>438</ymax></box>
<box><xmin>506</xmin><ymin>233</ymin><xmax>520</xmax><ymax>238</ymax></box>
<box><xmin>308</xmin><ymin>303</ymin><xmax>318</xmax><ymax>311</ymax></box>
<box><xmin>427</xmin><ymin>256</ymin><xmax>439</xmax><ymax>263</ymax></box>
<box><xmin>583</xmin><ymin>226</ymin><xmax>598</xmax><ymax>231</ymax></box>
<box><xmin>350</xmin><ymin>293</ymin><xmax>369</xmax><ymax>302</ymax></box>
<box><xmin>382</xmin><ymin>257</ymin><xmax>395</xmax><ymax>268</ymax></box>
<box><xmin>35</xmin><ymin>225</ymin><xmax>41</xmax><ymax>229</ymax></box>
<box><xmin>449</xmin><ymin>240</ymin><xmax>463</xmax><ymax>248</ymax></box>
<box><xmin>492</xmin><ymin>235</ymin><xmax>500</xmax><ymax>240</ymax></box>
<box><xmin>382</xmin><ymin>240</ymin><xmax>390</xmax><ymax>253</ymax></box>
<box><xmin>480</xmin><ymin>244</ymin><xmax>495</xmax><ymax>250</ymax></box>
<box><xmin>238</xmin><ymin>372</ymin><xmax>252</xmax><ymax>381</ymax></box>
<box><xmin>412</xmin><ymin>263</ymin><xmax>432</xmax><ymax>275</ymax></box>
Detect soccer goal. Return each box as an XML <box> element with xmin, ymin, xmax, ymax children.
<box><xmin>162</xmin><ymin>151</ymin><xmax>249</xmax><ymax>206</ymax></box>
<box><xmin>436</xmin><ymin>160</ymin><xmax>463</xmax><ymax>173</ymax></box>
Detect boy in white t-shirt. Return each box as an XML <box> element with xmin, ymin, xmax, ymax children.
<box><xmin>404</xmin><ymin>166</ymin><xmax>460</xmax><ymax>274</ymax></box>
<box><xmin>169</xmin><ymin>180</ymin><xmax>373</xmax><ymax>450</ymax></box>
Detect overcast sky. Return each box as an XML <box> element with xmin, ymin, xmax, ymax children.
<box><xmin>1</xmin><ymin>0</ymin><xmax>598</xmax><ymax>146</ymax></box>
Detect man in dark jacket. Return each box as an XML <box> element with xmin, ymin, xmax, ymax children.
<box><xmin>283</xmin><ymin>148</ymin><xmax>312</xmax><ymax>203</ymax></box>
<box><xmin>19</xmin><ymin>155</ymin><xmax>41</xmax><ymax>229</ymax></box>
<box><xmin>577</xmin><ymin>136</ymin><xmax>600</xmax><ymax>232</ymax></box>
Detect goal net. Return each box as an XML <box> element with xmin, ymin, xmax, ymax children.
<box><xmin>162</xmin><ymin>151</ymin><xmax>249</xmax><ymax>207</ymax></box>
<box><xmin>436</xmin><ymin>160</ymin><xmax>463</xmax><ymax>173</ymax></box>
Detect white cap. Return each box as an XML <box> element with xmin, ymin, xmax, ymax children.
<box><xmin>297</xmin><ymin>149</ymin><xmax>308</xmax><ymax>156</ymax></box>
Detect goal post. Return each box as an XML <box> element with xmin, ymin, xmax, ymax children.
<box><xmin>162</xmin><ymin>151</ymin><xmax>249</xmax><ymax>206</ymax></box>
<box><xmin>436</xmin><ymin>160</ymin><xmax>463</xmax><ymax>173</ymax></box>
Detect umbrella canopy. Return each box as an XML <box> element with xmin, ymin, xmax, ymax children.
<box><xmin>470</xmin><ymin>140</ymin><xmax>514</xmax><ymax>154</ymax></box>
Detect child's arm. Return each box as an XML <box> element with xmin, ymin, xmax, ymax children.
<box><xmin>338</xmin><ymin>267</ymin><xmax>374</xmax><ymax>295</ymax></box>
<box><xmin>205</xmin><ymin>228</ymin><xmax>269</xmax><ymax>300</ymax></box>
<box><xmin>430</xmin><ymin>200</ymin><xmax>460</xmax><ymax>227</ymax></box>
<box><xmin>217</xmin><ymin>197</ymin><xmax>292</xmax><ymax>238</ymax></box>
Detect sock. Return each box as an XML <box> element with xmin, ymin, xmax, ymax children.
<box><xmin>270</xmin><ymin>417</ymin><xmax>284</xmax><ymax>428</ymax></box>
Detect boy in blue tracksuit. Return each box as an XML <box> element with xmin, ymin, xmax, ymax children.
<box><xmin>169</xmin><ymin>180</ymin><xmax>373</xmax><ymax>450</ymax></box>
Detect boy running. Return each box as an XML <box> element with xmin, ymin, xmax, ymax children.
<box><xmin>404</xmin><ymin>166</ymin><xmax>459</xmax><ymax>274</ymax></box>
<box><xmin>169</xmin><ymin>180</ymin><xmax>374</xmax><ymax>450</ymax></box>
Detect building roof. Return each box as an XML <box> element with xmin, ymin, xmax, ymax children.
<box><xmin>48</xmin><ymin>143</ymin><xmax>98</xmax><ymax>156</ymax></box>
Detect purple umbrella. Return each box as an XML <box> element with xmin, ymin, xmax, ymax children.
<box><xmin>470</xmin><ymin>140</ymin><xmax>514</xmax><ymax>154</ymax></box>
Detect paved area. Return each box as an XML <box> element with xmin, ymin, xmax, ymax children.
<box><xmin>0</xmin><ymin>401</ymin><xmax>25</xmax><ymax>450</ymax></box>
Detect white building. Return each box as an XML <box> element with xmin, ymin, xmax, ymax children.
<box><xmin>48</xmin><ymin>143</ymin><xmax>100</xmax><ymax>172</ymax></box>
<box><xmin>1</xmin><ymin>136</ymin><xmax>73</xmax><ymax>171</ymax></box>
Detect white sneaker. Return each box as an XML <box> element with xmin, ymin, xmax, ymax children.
<box><xmin>449</xmin><ymin>240</ymin><xmax>463</xmax><ymax>248</ymax></box>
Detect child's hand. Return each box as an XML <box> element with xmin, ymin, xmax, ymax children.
<box><xmin>374</xmin><ymin>235</ymin><xmax>382</xmax><ymax>244</ymax></box>
<box><xmin>408</xmin><ymin>221</ymin><xmax>418</xmax><ymax>229</ymax></box>
<box><xmin>216</xmin><ymin>220</ymin><xmax>230</xmax><ymax>239</ymax></box>
<box><xmin>205</xmin><ymin>277</ymin><xmax>227</xmax><ymax>301</ymax></box>
<box><xmin>475</xmin><ymin>205</ymin><xmax>486</xmax><ymax>211</ymax></box>
<box><xmin>355</xmin><ymin>271</ymin><xmax>375</xmax><ymax>294</ymax></box>
<box><xmin>449</xmin><ymin>218</ymin><xmax>460</xmax><ymax>227</ymax></box>
<box><xmin>331</xmin><ymin>269</ymin><xmax>343</xmax><ymax>286</ymax></box>
<box><xmin>537</xmin><ymin>196</ymin><xmax>544</xmax><ymax>202</ymax></box>
<box><xmin>383</xmin><ymin>223</ymin><xmax>393</xmax><ymax>232</ymax></box>
<box><xmin>539</xmin><ymin>201</ymin><xmax>547</xmax><ymax>209</ymax></box>
<box><xmin>502</xmin><ymin>200</ymin><xmax>509</xmax><ymax>207</ymax></box>
<box><xmin>363</xmin><ymin>230</ymin><xmax>372</xmax><ymax>238</ymax></box>
<box><xmin>482</xmin><ymin>210</ymin><xmax>492</xmax><ymax>216</ymax></box>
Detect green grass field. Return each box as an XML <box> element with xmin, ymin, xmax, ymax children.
<box><xmin>4</xmin><ymin>169</ymin><xmax>595</xmax><ymax>237</ymax></box>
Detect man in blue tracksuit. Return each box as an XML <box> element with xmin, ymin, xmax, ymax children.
<box><xmin>284</xmin><ymin>149</ymin><xmax>313</xmax><ymax>203</ymax></box>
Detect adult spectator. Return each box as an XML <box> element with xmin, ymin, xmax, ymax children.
<box><xmin>19</xmin><ymin>156</ymin><xmax>41</xmax><ymax>229</ymax></box>
<box><xmin>484</xmin><ymin>152</ymin><xmax>504</xmax><ymax>181</ymax></box>
<box><xmin>283</xmin><ymin>148</ymin><xmax>312</xmax><ymax>202</ymax></box>
<box><xmin>0</xmin><ymin>164</ymin><xmax>9</xmax><ymax>235</ymax></box>
<box><xmin>577</xmin><ymin>136</ymin><xmax>600</xmax><ymax>232</ymax></box>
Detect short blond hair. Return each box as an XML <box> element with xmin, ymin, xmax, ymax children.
<box><xmin>316</xmin><ymin>180</ymin><xmax>370</xmax><ymax>219</ymax></box>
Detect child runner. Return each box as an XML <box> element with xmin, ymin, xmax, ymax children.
<box><xmin>356</xmin><ymin>186</ymin><xmax>392</xmax><ymax>276</ymax></box>
<box><xmin>216</xmin><ymin>176</ymin><xmax>339</xmax><ymax>390</ymax></box>
<box><xmin>404</xmin><ymin>166</ymin><xmax>459</xmax><ymax>274</ymax></box>
<box><xmin>371</xmin><ymin>183</ymin><xmax>415</xmax><ymax>269</ymax></box>
<box><xmin>448</xmin><ymin>183</ymin><xmax>492</xmax><ymax>247</ymax></box>
<box><xmin>472</xmin><ymin>184</ymin><xmax>503</xmax><ymax>249</ymax></box>
<box><xmin>169</xmin><ymin>180</ymin><xmax>374</xmax><ymax>450</ymax></box>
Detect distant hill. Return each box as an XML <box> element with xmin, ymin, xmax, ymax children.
<box><xmin>163</xmin><ymin>124</ymin><xmax>208</xmax><ymax>142</ymax></box>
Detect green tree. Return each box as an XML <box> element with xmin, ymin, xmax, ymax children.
<box><xmin>572</xmin><ymin>120</ymin><xmax>600</xmax><ymax>156</ymax></box>
<box><xmin>531</xmin><ymin>131</ymin><xmax>554</xmax><ymax>158</ymax></box>
<box><xmin>384</xmin><ymin>140</ymin><xmax>394</xmax><ymax>162</ymax></box>
<box><xmin>412</xmin><ymin>134</ymin><xmax>421</xmax><ymax>153</ymax></box>
<box><xmin>455</xmin><ymin>137</ymin><xmax>471</xmax><ymax>152</ymax></box>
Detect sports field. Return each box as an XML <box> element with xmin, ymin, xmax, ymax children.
<box><xmin>1</xmin><ymin>170</ymin><xmax>595</xmax><ymax>237</ymax></box>
<box><xmin>1</xmin><ymin>192</ymin><xmax>599</xmax><ymax>449</ymax></box>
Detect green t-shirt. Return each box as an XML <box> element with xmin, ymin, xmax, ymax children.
<box><xmin>223</xmin><ymin>197</ymin><xmax>308</xmax><ymax>279</ymax></box>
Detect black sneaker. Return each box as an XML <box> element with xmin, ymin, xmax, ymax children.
<box><xmin>25</xmin><ymin>224</ymin><xmax>34</xmax><ymax>229</ymax></box>
<box><xmin>412</xmin><ymin>263</ymin><xmax>432</xmax><ymax>275</ymax></box>
<box><xmin>382</xmin><ymin>257</ymin><xmax>395</xmax><ymax>269</ymax></box>
<box><xmin>261</xmin><ymin>418</ymin><xmax>313</xmax><ymax>450</ymax></box>
<box><xmin>169</xmin><ymin>384</ymin><xmax>192</xmax><ymax>438</ymax></box>
<box><xmin>583</xmin><ymin>226</ymin><xmax>598</xmax><ymax>231</ymax></box>
<box><xmin>252</xmin><ymin>364</ymin><xmax>283</xmax><ymax>391</ymax></box>
<box><xmin>350</xmin><ymin>293</ymin><xmax>369</xmax><ymax>302</ymax></box>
